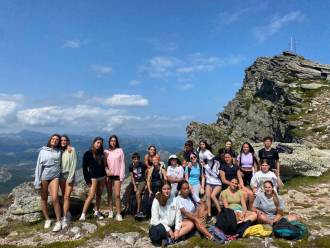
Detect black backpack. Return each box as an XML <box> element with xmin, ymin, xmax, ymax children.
<box><xmin>215</xmin><ymin>208</ymin><xmax>237</xmax><ymax>234</ymax></box>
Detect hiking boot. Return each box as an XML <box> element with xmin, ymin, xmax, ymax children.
<box><xmin>52</xmin><ymin>221</ymin><xmax>62</xmax><ymax>232</ymax></box>
<box><xmin>94</xmin><ymin>211</ymin><xmax>104</xmax><ymax>220</ymax></box>
<box><xmin>115</xmin><ymin>214</ymin><xmax>123</xmax><ymax>221</ymax></box>
<box><xmin>44</xmin><ymin>219</ymin><xmax>52</xmax><ymax>229</ymax></box>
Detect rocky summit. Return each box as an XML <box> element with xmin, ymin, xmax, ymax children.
<box><xmin>187</xmin><ymin>51</ymin><xmax>330</xmax><ymax>150</ymax></box>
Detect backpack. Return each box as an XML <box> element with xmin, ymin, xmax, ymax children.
<box><xmin>208</xmin><ymin>226</ymin><xmax>227</xmax><ymax>244</ymax></box>
<box><xmin>276</xmin><ymin>144</ymin><xmax>293</xmax><ymax>154</ymax></box>
<box><xmin>215</xmin><ymin>208</ymin><xmax>237</xmax><ymax>234</ymax></box>
<box><xmin>242</xmin><ymin>224</ymin><xmax>273</xmax><ymax>237</ymax></box>
<box><xmin>273</xmin><ymin>218</ymin><xmax>307</xmax><ymax>240</ymax></box>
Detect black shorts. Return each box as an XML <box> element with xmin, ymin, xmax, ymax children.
<box><xmin>108</xmin><ymin>175</ymin><xmax>120</xmax><ymax>181</ymax></box>
<box><xmin>240</xmin><ymin>170</ymin><xmax>253</xmax><ymax>186</ymax></box>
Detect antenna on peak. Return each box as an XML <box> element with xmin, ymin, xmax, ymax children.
<box><xmin>289</xmin><ymin>37</ymin><xmax>297</xmax><ymax>53</ymax></box>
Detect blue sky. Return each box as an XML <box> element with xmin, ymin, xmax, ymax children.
<box><xmin>0</xmin><ymin>0</ymin><xmax>330</xmax><ymax>136</ymax></box>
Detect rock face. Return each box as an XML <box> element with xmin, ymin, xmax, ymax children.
<box><xmin>252</xmin><ymin>143</ymin><xmax>330</xmax><ymax>177</ymax></box>
<box><xmin>187</xmin><ymin>52</ymin><xmax>330</xmax><ymax>150</ymax></box>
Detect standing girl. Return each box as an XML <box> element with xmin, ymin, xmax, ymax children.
<box><xmin>59</xmin><ymin>135</ymin><xmax>77</xmax><ymax>228</ymax></box>
<box><xmin>104</xmin><ymin>135</ymin><xmax>125</xmax><ymax>221</ymax></box>
<box><xmin>34</xmin><ymin>134</ymin><xmax>62</xmax><ymax>232</ymax></box>
<box><xmin>185</xmin><ymin>152</ymin><xmax>205</xmax><ymax>196</ymax></box>
<box><xmin>144</xmin><ymin>145</ymin><xmax>157</xmax><ymax>168</ymax></box>
<box><xmin>80</xmin><ymin>137</ymin><xmax>106</xmax><ymax>221</ymax></box>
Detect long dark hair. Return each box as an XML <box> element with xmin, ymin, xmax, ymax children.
<box><xmin>46</xmin><ymin>134</ymin><xmax>61</xmax><ymax>149</ymax></box>
<box><xmin>239</xmin><ymin>142</ymin><xmax>258</xmax><ymax>167</ymax></box>
<box><xmin>263</xmin><ymin>180</ymin><xmax>281</xmax><ymax>214</ymax></box>
<box><xmin>177</xmin><ymin>180</ymin><xmax>197</xmax><ymax>207</ymax></box>
<box><xmin>199</xmin><ymin>140</ymin><xmax>213</xmax><ymax>153</ymax></box>
<box><xmin>61</xmin><ymin>134</ymin><xmax>71</xmax><ymax>151</ymax></box>
<box><xmin>156</xmin><ymin>181</ymin><xmax>172</xmax><ymax>206</ymax></box>
<box><xmin>108</xmin><ymin>135</ymin><xmax>120</xmax><ymax>149</ymax></box>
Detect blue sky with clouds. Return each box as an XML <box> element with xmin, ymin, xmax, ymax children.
<box><xmin>0</xmin><ymin>0</ymin><xmax>330</xmax><ymax>136</ymax></box>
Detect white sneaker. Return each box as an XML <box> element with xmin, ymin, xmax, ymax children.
<box><xmin>108</xmin><ymin>210</ymin><xmax>114</xmax><ymax>219</ymax></box>
<box><xmin>94</xmin><ymin>211</ymin><xmax>104</xmax><ymax>220</ymax></box>
<box><xmin>61</xmin><ymin>217</ymin><xmax>69</xmax><ymax>229</ymax></box>
<box><xmin>52</xmin><ymin>221</ymin><xmax>62</xmax><ymax>232</ymax></box>
<box><xmin>44</xmin><ymin>219</ymin><xmax>52</xmax><ymax>229</ymax></box>
<box><xmin>79</xmin><ymin>213</ymin><xmax>86</xmax><ymax>221</ymax></box>
<box><xmin>115</xmin><ymin>214</ymin><xmax>123</xmax><ymax>221</ymax></box>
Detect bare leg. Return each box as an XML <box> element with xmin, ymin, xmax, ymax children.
<box><xmin>114</xmin><ymin>180</ymin><xmax>122</xmax><ymax>214</ymax></box>
<box><xmin>136</xmin><ymin>190</ymin><xmax>142</xmax><ymax>213</ymax></box>
<box><xmin>194</xmin><ymin>202</ymin><xmax>212</xmax><ymax>238</ymax></box>
<box><xmin>82</xmin><ymin>180</ymin><xmax>98</xmax><ymax>214</ymax></box>
<box><xmin>242</xmin><ymin>187</ymin><xmax>254</xmax><ymax>210</ymax></box>
<box><xmin>205</xmin><ymin>185</ymin><xmax>212</xmax><ymax>216</ymax></box>
<box><xmin>211</xmin><ymin>186</ymin><xmax>221</xmax><ymax>213</ymax></box>
<box><xmin>96</xmin><ymin>180</ymin><xmax>105</xmax><ymax>211</ymax></box>
<box><xmin>49</xmin><ymin>178</ymin><xmax>61</xmax><ymax>222</ymax></box>
<box><xmin>287</xmin><ymin>214</ymin><xmax>300</xmax><ymax>222</ymax></box>
<box><xmin>62</xmin><ymin>180</ymin><xmax>73</xmax><ymax>217</ymax></box>
<box><xmin>40</xmin><ymin>180</ymin><xmax>50</xmax><ymax>220</ymax></box>
<box><xmin>107</xmin><ymin>179</ymin><xmax>113</xmax><ymax>211</ymax></box>
<box><xmin>176</xmin><ymin>219</ymin><xmax>194</xmax><ymax>239</ymax></box>
<box><xmin>244</xmin><ymin>211</ymin><xmax>257</xmax><ymax>222</ymax></box>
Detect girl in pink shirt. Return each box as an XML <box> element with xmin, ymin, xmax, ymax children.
<box><xmin>104</xmin><ymin>135</ymin><xmax>125</xmax><ymax>221</ymax></box>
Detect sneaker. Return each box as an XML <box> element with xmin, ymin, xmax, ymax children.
<box><xmin>135</xmin><ymin>212</ymin><xmax>146</xmax><ymax>218</ymax></box>
<box><xmin>79</xmin><ymin>213</ymin><xmax>86</xmax><ymax>221</ymax></box>
<box><xmin>94</xmin><ymin>211</ymin><xmax>104</xmax><ymax>220</ymax></box>
<box><xmin>108</xmin><ymin>210</ymin><xmax>114</xmax><ymax>219</ymax></box>
<box><xmin>61</xmin><ymin>217</ymin><xmax>68</xmax><ymax>229</ymax></box>
<box><xmin>44</xmin><ymin>219</ymin><xmax>52</xmax><ymax>229</ymax></box>
<box><xmin>115</xmin><ymin>214</ymin><xmax>123</xmax><ymax>221</ymax></box>
<box><xmin>52</xmin><ymin>221</ymin><xmax>62</xmax><ymax>232</ymax></box>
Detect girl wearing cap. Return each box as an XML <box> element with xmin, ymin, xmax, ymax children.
<box><xmin>166</xmin><ymin>154</ymin><xmax>184</xmax><ymax>196</ymax></box>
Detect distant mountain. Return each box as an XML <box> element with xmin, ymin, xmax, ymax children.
<box><xmin>0</xmin><ymin>130</ymin><xmax>184</xmax><ymax>194</ymax></box>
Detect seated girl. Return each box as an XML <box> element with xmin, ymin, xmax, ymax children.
<box><xmin>176</xmin><ymin>180</ymin><xmax>214</xmax><ymax>240</ymax></box>
<box><xmin>149</xmin><ymin>181</ymin><xmax>194</xmax><ymax>247</ymax></box>
<box><xmin>220</xmin><ymin>178</ymin><xmax>257</xmax><ymax>223</ymax></box>
<box><xmin>253</xmin><ymin>180</ymin><xmax>299</xmax><ymax>224</ymax></box>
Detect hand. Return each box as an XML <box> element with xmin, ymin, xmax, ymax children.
<box><xmin>188</xmin><ymin>162</ymin><xmax>192</xmax><ymax>168</ymax></box>
<box><xmin>168</xmin><ymin>229</ymin><xmax>175</xmax><ymax>239</ymax></box>
<box><xmin>149</xmin><ymin>192</ymin><xmax>153</xmax><ymax>197</ymax></box>
<box><xmin>133</xmin><ymin>186</ymin><xmax>137</xmax><ymax>192</ymax></box>
<box><xmin>67</xmin><ymin>145</ymin><xmax>73</xmax><ymax>153</ymax></box>
<box><xmin>174</xmin><ymin>230</ymin><xmax>180</xmax><ymax>240</ymax></box>
<box><xmin>200</xmin><ymin>188</ymin><xmax>205</xmax><ymax>195</ymax></box>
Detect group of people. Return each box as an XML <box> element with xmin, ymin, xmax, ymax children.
<box><xmin>34</xmin><ymin>133</ymin><xmax>298</xmax><ymax>246</ymax></box>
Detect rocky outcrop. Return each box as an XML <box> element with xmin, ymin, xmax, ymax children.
<box><xmin>252</xmin><ymin>143</ymin><xmax>330</xmax><ymax>177</ymax></box>
<box><xmin>187</xmin><ymin>52</ymin><xmax>330</xmax><ymax>150</ymax></box>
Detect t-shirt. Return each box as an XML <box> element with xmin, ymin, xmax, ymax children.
<box><xmin>237</xmin><ymin>153</ymin><xmax>254</xmax><ymax>168</ymax></box>
<box><xmin>185</xmin><ymin>163</ymin><xmax>201</xmax><ymax>186</ymax></box>
<box><xmin>204</xmin><ymin>160</ymin><xmax>221</xmax><ymax>186</ymax></box>
<box><xmin>167</xmin><ymin>165</ymin><xmax>184</xmax><ymax>191</ymax></box>
<box><xmin>129</xmin><ymin>162</ymin><xmax>146</xmax><ymax>182</ymax></box>
<box><xmin>250</xmin><ymin>171</ymin><xmax>278</xmax><ymax>193</ymax></box>
<box><xmin>253</xmin><ymin>192</ymin><xmax>285</xmax><ymax>219</ymax></box>
<box><xmin>258</xmin><ymin>148</ymin><xmax>279</xmax><ymax>170</ymax></box>
<box><xmin>220</xmin><ymin>163</ymin><xmax>239</xmax><ymax>182</ymax></box>
<box><xmin>177</xmin><ymin>193</ymin><xmax>200</xmax><ymax>214</ymax></box>
<box><xmin>220</xmin><ymin>188</ymin><xmax>244</xmax><ymax>211</ymax></box>
<box><xmin>199</xmin><ymin>149</ymin><xmax>215</xmax><ymax>165</ymax></box>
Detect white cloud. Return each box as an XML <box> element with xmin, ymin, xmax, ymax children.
<box><xmin>129</xmin><ymin>80</ymin><xmax>141</xmax><ymax>86</ymax></box>
<box><xmin>218</xmin><ymin>8</ymin><xmax>250</xmax><ymax>25</ymax></box>
<box><xmin>179</xmin><ymin>83</ymin><xmax>194</xmax><ymax>90</ymax></box>
<box><xmin>141</xmin><ymin>53</ymin><xmax>243</xmax><ymax>80</ymax></box>
<box><xmin>0</xmin><ymin>100</ymin><xmax>18</xmax><ymax>124</ymax></box>
<box><xmin>72</xmin><ymin>90</ymin><xmax>86</xmax><ymax>99</ymax></box>
<box><xmin>145</xmin><ymin>37</ymin><xmax>179</xmax><ymax>51</ymax></box>
<box><xmin>91</xmin><ymin>64</ymin><xmax>113</xmax><ymax>77</ymax></box>
<box><xmin>0</xmin><ymin>93</ymin><xmax>24</xmax><ymax>102</ymax></box>
<box><xmin>255</xmin><ymin>11</ymin><xmax>304</xmax><ymax>42</ymax></box>
<box><xmin>104</xmin><ymin>94</ymin><xmax>149</xmax><ymax>107</ymax></box>
<box><xmin>62</xmin><ymin>40</ymin><xmax>81</xmax><ymax>48</ymax></box>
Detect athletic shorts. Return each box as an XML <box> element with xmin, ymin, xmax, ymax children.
<box><xmin>108</xmin><ymin>175</ymin><xmax>120</xmax><ymax>181</ymax></box>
